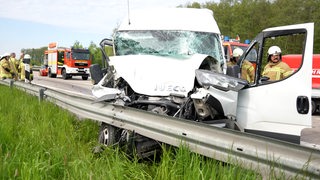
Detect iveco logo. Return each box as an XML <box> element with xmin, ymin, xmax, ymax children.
<box><xmin>154</xmin><ymin>84</ymin><xmax>187</xmax><ymax>92</ymax></box>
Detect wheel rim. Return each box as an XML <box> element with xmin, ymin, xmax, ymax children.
<box><xmin>100</xmin><ymin>127</ymin><xmax>109</xmax><ymax>145</ymax></box>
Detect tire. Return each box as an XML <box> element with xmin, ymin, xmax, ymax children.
<box><xmin>48</xmin><ymin>69</ymin><xmax>56</xmax><ymax>78</ymax></box>
<box><xmin>48</xmin><ymin>69</ymin><xmax>52</xmax><ymax>77</ymax></box>
<box><xmin>82</xmin><ymin>76</ymin><xmax>88</xmax><ymax>80</ymax></box>
<box><xmin>125</xmin><ymin>133</ymin><xmax>161</xmax><ymax>160</ymax></box>
<box><xmin>98</xmin><ymin>123</ymin><xmax>122</xmax><ymax>146</ymax></box>
<box><xmin>312</xmin><ymin>100</ymin><xmax>316</xmax><ymax>114</ymax></box>
<box><xmin>135</xmin><ymin>135</ymin><xmax>161</xmax><ymax>159</ymax></box>
<box><xmin>62</xmin><ymin>69</ymin><xmax>67</xmax><ymax>80</ymax></box>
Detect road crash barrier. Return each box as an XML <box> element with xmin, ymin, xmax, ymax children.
<box><xmin>1</xmin><ymin>79</ymin><xmax>320</xmax><ymax>179</ymax></box>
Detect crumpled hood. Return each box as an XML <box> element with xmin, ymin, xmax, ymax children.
<box><xmin>108</xmin><ymin>54</ymin><xmax>211</xmax><ymax>97</ymax></box>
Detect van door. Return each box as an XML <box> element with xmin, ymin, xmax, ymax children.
<box><xmin>237</xmin><ymin>23</ymin><xmax>314</xmax><ymax>143</ymax></box>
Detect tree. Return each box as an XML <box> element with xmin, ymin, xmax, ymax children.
<box><xmin>88</xmin><ymin>41</ymin><xmax>102</xmax><ymax>66</ymax></box>
<box><xmin>72</xmin><ymin>41</ymin><xmax>84</xmax><ymax>49</ymax></box>
<box><xmin>21</xmin><ymin>46</ymin><xmax>47</xmax><ymax>65</ymax></box>
<box><xmin>202</xmin><ymin>0</ymin><xmax>319</xmax><ymax>53</ymax></box>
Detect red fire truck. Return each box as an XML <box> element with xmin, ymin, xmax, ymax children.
<box><xmin>223</xmin><ymin>36</ymin><xmax>257</xmax><ymax>67</ymax></box>
<box><xmin>44</xmin><ymin>42</ymin><xmax>91</xmax><ymax>80</ymax></box>
<box><xmin>282</xmin><ymin>54</ymin><xmax>320</xmax><ymax>114</ymax></box>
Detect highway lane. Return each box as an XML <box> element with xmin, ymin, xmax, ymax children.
<box><xmin>32</xmin><ymin>71</ymin><xmax>93</xmax><ymax>96</ymax></box>
<box><xmin>30</xmin><ymin>71</ymin><xmax>320</xmax><ymax>150</ymax></box>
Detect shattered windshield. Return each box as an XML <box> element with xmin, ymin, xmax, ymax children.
<box><xmin>114</xmin><ymin>30</ymin><xmax>224</xmax><ymax>62</ymax></box>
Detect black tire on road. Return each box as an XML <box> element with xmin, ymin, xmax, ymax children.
<box><xmin>48</xmin><ymin>69</ymin><xmax>56</xmax><ymax>78</ymax></box>
<box><xmin>98</xmin><ymin>123</ymin><xmax>122</xmax><ymax>146</ymax></box>
<box><xmin>48</xmin><ymin>69</ymin><xmax>52</xmax><ymax>78</ymax></box>
<box><xmin>312</xmin><ymin>100</ymin><xmax>316</xmax><ymax>114</ymax></box>
<box><xmin>62</xmin><ymin>69</ymin><xmax>67</xmax><ymax>80</ymax></box>
<box><xmin>82</xmin><ymin>76</ymin><xmax>88</xmax><ymax>80</ymax></box>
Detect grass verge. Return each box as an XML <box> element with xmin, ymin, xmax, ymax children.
<box><xmin>0</xmin><ymin>85</ymin><xmax>263</xmax><ymax>179</ymax></box>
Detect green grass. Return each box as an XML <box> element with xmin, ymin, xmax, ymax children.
<box><xmin>0</xmin><ymin>85</ymin><xmax>264</xmax><ymax>179</ymax></box>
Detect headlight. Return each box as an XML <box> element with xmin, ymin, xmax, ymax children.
<box><xmin>195</xmin><ymin>69</ymin><xmax>248</xmax><ymax>92</ymax></box>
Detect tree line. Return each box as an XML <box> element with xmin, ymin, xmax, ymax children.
<box><xmin>23</xmin><ymin>0</ymin><xmax>319</xmax><ymax>66</ymax></box>
<box><xmin>186</xmin><ymin>0</ymin><xmax>320</xmax><ymax>53</ymax></box>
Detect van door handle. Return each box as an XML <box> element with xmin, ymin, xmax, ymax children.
<box><xmin>296</xmin><ymin>96</ymin><xmax>309</xmax><ymax>114</ymax></box>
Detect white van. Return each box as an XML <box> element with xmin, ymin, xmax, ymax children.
<box><xmin>90</xmin><ymin>8</ymin><xmax>314</xmax><ymax>152</ymax></box>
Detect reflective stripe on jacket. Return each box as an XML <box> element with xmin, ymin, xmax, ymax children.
<box><xmin>262</xmin><ymin>61</ymin><xmax>293</xmax><ymax>81</ymax></box>
<box><xmin>241</xmin><ymin>60</ymin><xmax>255</xmax><ymax>83</ymax></box>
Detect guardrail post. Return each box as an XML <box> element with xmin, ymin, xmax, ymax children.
<box><xmin>39</xmin><ymin>88</ymin><xmax>45</xmax><ymax>101</ymax></box>
<box><xmin>9</xmin><ymin>80</ymin><xmax>14</xmax><ymax>88</ymax></box>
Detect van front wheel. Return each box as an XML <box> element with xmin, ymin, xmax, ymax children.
<box><xmin>98</xmin><ymin>123</ymin><xmax>122</xmax><ymax>146</ymax></box>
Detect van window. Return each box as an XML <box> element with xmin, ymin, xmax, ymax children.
<box><xmin>258</xmin><ymin>33</ymin><xmax>306</xmax><ymax>83</ymax></box>
<box><xmin>261</xmin><ymin>34</ymin><xmax>305</xmax><ymax>82</ymax></box>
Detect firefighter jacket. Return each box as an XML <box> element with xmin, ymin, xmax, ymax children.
<box><xmin>262</xmin><ymin>61</ymin><xmax>293</xmax><ymax>81</ymax></box>
<box><xmin>9</xmin><ymin>57</ymin><xmax>18</xmax><ymax>80</ymax></box>
<box><xmin>19</xmin><ymin>62</ymin><xmax>25</xmax><ymax>81</ymax></box>
<box><xmin>10</xmin><ymin>57</ymin><xmax>19</xmax><ymax>72</ymax></box>
<box><xmin>18</xmin><ymin>59</ymin><xmax>23</xmax><ymax>80</ymax></box>
<box><xmin>0</xmin><ymin>58</ymin><xmax>13</xmax><ymax>79</ymax></box>
<box><xmin>227</xmin><ymin>59</ymin><xmax>255</xmax><ymax>83</ymax></box>
<box><xmin>227</xmin><ymin>60</ymin><xmax>237</xmax><ymax>66</ymax></box>
<box><xmin>241</xmin><ymin>60</ymin><xmax>255</xmax><ymax>83</ymax></box>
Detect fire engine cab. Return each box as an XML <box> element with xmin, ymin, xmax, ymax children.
<box><xmin>44</xmin><ymin>42</ymin><xmax>91</xmax><ymax>80</ymax></box>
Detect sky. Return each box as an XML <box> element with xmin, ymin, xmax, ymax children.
<box><xmin>0</xmin><ymin>0</ymin><xmax>217</xmax><ymax>58</ymax></box>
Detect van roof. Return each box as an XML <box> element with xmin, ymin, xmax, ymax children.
<box><xmin>118</xmin><ymin>8</ymin><xmax>220</xmax><ymax>34</ymax></box>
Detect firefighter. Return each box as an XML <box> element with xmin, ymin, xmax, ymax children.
<box><xmin>262</xmin><ymin>46</ymin><xmax>293</xmax><ymax>81</ymax></box>
<box><xmin>20</xmin><ymin>54</ymin><xmax>33</xmax><ymax>83</ymax></box>
<box><xmin>9</xmin><ymin>52</ymin><xmax>18</xmax><ymax>80</ymax></box>
<box><xmin>18</xmin><ymin>52</ymin><xmax>24</xmax><ymax>80</ymax></box>
<box><xmin>227</xmin><ymin>52</ymin><xmax>237</xmax><ymax>66</ymax></box>
<box><xmin>0</xmin><ymin>53</ymin><xmax>14</xmax><ymax>79</ymax></box>
<box><xmin>228</xmin><ymin>48</ymin><xmax>255</xmax><ymax>83</ymax></box>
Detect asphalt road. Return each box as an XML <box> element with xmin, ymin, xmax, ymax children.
<box><xmin>31</xmin><ymin>71</ymin><xmax>320</xmax><ymax>150</ymax></box>
<box><xmin>32</xmin><ymin>71</ymin><xmax>93</xmax><ymax>96</ymax></box>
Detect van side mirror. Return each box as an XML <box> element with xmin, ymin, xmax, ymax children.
<box><xmin>100</xmin><ymin>38</ymin><xmax>113</xmax><ymax>47</ymax></box>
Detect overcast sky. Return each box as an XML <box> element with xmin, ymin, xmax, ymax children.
<box><xmin>0</xmin><ymin>0</ymin><xmax>217</xmax><ymax>58</ymax></box>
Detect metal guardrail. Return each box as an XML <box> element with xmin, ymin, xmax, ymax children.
<box><xmin>1</xmin><ymin>79</ymin><xmax>320</xmax><ymax>178</ymax></box>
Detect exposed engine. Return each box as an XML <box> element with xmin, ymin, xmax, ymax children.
<box><xmin>92</xmin><ymin>55</ymin><xmax>247</xmax><ymax>124</ymax></box>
